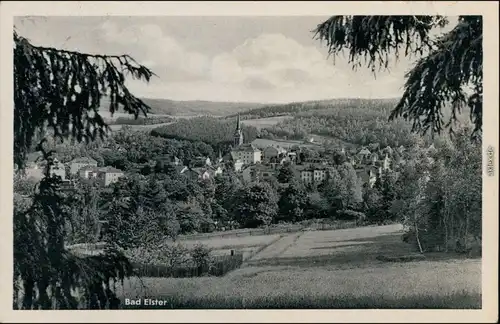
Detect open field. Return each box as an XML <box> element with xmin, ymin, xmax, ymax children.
<box><xmin>178</xmin><ymin>234</ymin><xmax>282</xmax><ymax>260</ymax></box>
<box><xmin>251</xmin><ymin>138</ymin><xmax>322</xmax><ymax>150</ymax></box>
<box><xmin>118</xmin><ymin>224</ymin><xmax>481</xmax><ymax>309</ymax></box>
<box><xmin>240</xmin><ymin>116</ymin><xmax>292</xmax><ymax>130</ymax></box>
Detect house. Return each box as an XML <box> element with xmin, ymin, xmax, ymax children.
<box><xmin>230</xmin><ymin>144</ymin><xmax>262</xmax><ymax>165</ymax></box>
<box><xmin>383</xmin><ymin>146</ymin><xmax>393</xmax><ymax>155</ymax></box>
<box><xmin>349</xmin><ymin>156</ymin><xmax>360</xmax><ymax>167</ymax></box>
<box><xmin>297</xmin><ymin>165</ymin><xmax>334</xmax><ymax>185</ymax></box>
<box><xmin>262</xmin><ymin>146</ymin><xmax>287</xmax><ymax>161</ymax></box>
<box><xmin>286</xmin><ymin>151</ymin><xmax>297</xmax><ymax>162</ymax></box>
<box><xmin>60</xmin><ymin>179</ymin><xmax>76</xmax><ymax>193</ymax></box>
<box><xmin>216</xmin><ymin>151</ymin><xmax>224</xmax><ymax>164</ymax></box>
<box><xmin>78</xmin><ymin>166</ymin><xmax>124</xmax><ymax>186</ymax></box>
<box><xmin>383</xmin><ymin>154</ymin><xmax>391</xmax><ymax>171</ymax></box>
<box><xmin>191</xmin><ymin>168</ymin><xmax>211</xmax><ymax>181</ymax></box>
<box><xmin>303</xmin><ymin>158</ymin><xmax>329</xmax><ymax>166</ymax></box>
<box><xmin>79</xmin><ymin>166</ymin><xmax>99</xmax><ymax>180</ymax></box>
<box><xmin>49</xmin><ymin>158</ymin><xmax>66</xmax><ymax>179</ymax></box>
<box><xmin>357</xmin><ymin>148</ymin><xmax>371</xmax><ymax>161</ymax></box>
<box><xmin>70</xmin><ymin>157</ymin><xmax>98</xmax><ymax>175</ymax></box>
<box><xmin>368</xmin><ymin>143</ymin><xmax>380</xmax><ymax>151</ymax></box>
<box><xmin>210</xmin><ymin>165</ymin><xmax>224</xmax><ymax>177</ymax></box>
<box><xmin>192</xmin><ymin>156</ymin><xmax>211</xmax><ymax>167</ymax></box>
<box><xmin>356</xmin><ymin>167</ymin><xmax>378</xmax><ymax>188</ymax></box>
<box><xmin>242</xmin><ymin>164</ymin><xmax>276</xmax><ymax>183</ymax></box>
<box><xmin>172</xmin><ymin>156</ymin><xmax>181</xmax><ymax>166</ymax></box>
<box><xmin>24</xmin><ymin>162</ymin><xmax>44</xmax><ymax>181</ymax></box>
<box><xmin>96</xmin><ymin>167</ymin><xmax>124</xmax><ymax>186</ymax></box>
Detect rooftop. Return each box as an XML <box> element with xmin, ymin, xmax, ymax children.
<box><xmin>97</xmin><ymin>166</ymin><xmax>124</xmax><ymax>174</ymax></box>
<box><xmin>232</xmin><ymin>144</ymin><xmax>261</xmax><ymax>152</ymax></box>
<box><xmin>71</xmin><ymin>157</ymin><xmax>98</xmax><ymax>164</ymax></box>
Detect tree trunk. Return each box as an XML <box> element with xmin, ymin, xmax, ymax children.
<box><xmin>443</xmin><ymin>188</ymin><xmax>449</xmax><ymax>252</ymax></box>
<box><xmin>415</xmin><ymin>220</ymin><xmax>424</xmax><ymax>254</ymax></box>
<box><xmin>464</xmin><ymin>201</ymin><xmax>470</xmax><ymax>251</ymax></box>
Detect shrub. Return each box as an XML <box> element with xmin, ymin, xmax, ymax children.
<box><xmin>337</xmin><ymin>209</ymin><xmax>366</xmax><ymax>222</ymax></box>
<box><xmin>191</xmin><ymin>244</ymin><xmax>214</xmax><ymax>273</ymax></box>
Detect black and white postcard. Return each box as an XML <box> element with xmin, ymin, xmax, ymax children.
<box><xmin>1</xmin><ymin>1</ymin><xmax>498</xmax><ymax>323</ymax></box>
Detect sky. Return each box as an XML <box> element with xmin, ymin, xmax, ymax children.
<box><xmin>14</xmin><ymin>16</ymin><xmax>452</xmax><ymax>103</ymax></box>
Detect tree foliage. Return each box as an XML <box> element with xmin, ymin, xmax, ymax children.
<box><xmin>234</xmin><ymin>182</ymin><xmax>279</xmax><ymax>228</ymax></box>
<box><xmin>278</xmin><ymin>180</ymin><xmax>308</xmax><ymax>222</ymax></box>
<box><xmin>13</xmin><ymin>31</ymin><xmax>154</xmax><ymax>309</ymax></box>
<box><xmin>14</xmin><ymin>31</ymin><xmax>155</xmax><ymax>170</ymax></box>
<box><xmin>151</xmin><ymin>116</ymin><xmax>259</xmax><ymax>146</ymax></box>
<box><xmin>314</xmin><ymin>15</ymin><xmax>482</xmax><ymax>137</ymax></box>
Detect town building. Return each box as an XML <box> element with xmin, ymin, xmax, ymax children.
<box><xmin>78</xmin><ymin>166</ymin><xmax>124</xmax><ymax>186</ymax></box>
<box><xmin>356</xmin><ymin>167</ymin><xmax>379</xmax><ymax>188</ymax></box>
<box><xmin>96</xmin><ymin>167</ymin><xmax>124</xmax><ymax>186</ymax></box>
<box><xmin>296</xmin><ymin>165</ymin><xmax>334</xmax><ymax>185</ymax></box>
<box><xmin>241</xmin><ymin>164</ymin><xmax>277</xmax><ymax>183</ymax></box>
<box><xmin>231</xmin><ymin>144</ymin><xmax>262</xmax><ymax>165</ymax></box>
<box><xmin>262</xmin><ymin>146</ymin><xmax>287</xmax><ymax>161</ymax></box>
<box><xmin>49</xmin><ymin>158</ymin><xmax>66</xmax><ymax>179</ymax></box>
<box><xmin>69</xmin><ymin>157</ymin><xmax>98</xmax><ymax>175</ymax></box>
<box><xmin>24</xmin><ymin>162</ymin><xmax>44</xmax><ymax>181</ymax></box>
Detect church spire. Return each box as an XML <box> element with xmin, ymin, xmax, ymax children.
<box><xmin>236</xmin><ymin>114</ymin><xmax>241</xmax><ymax>131</ymax></box>
<box><xmin>233</xmin><ymin>114</ymin><xmax>244</xmax><ymax>146</ymax></box>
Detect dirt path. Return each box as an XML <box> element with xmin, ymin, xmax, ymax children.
<box><xmin>244</xmin><ymin>232</ymin><xmax>303</xmax><ymax>266</ymax></box>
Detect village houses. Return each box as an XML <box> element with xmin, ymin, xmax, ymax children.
<box><xmin>69</xmin><ymin>157</ymin><xmax>98</xmax><ymax>175</ymax></box>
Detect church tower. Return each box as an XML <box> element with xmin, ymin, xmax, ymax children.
<box><xmin>233</xmin><ymin>114</ymin><xmax>244</xmax><ymax>146</ymax></box>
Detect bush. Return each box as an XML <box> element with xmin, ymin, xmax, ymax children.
<box><xmin>337</xmin><ymin>209</ymin><xmax>366</xmax><ymax>222</ymax></box>
<box><xmin>191</xmin><ymin>244</ymin><xmax>213</xmax><ymax>273</ymax></box>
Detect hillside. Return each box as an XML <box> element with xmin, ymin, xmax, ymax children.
<box><xmin>229</xmin><ymin>98</ymin><xmax>400</xmax><ymax>120</ymax></box>
<box><xmin>151</xmin><ymin>116</ymin><xmax>259</xmax><ymax>147</ymax></box>
<box><xmin>98</xmin><ymin>97</ymin><xmax>266</xmax><ymax>120</ymax></box>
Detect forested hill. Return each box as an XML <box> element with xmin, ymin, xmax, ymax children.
<box><xmin>99</xmin><ymin>96</ymin><xmax>267</xmax><ymax>117</ymax></box>
<box><xmin>228</xmin><ymin>98</ymin><xmax>400</xmax><ymax>120</ymax></box>
<box><xmin>151</xmin><ymin>116</ymin><xmax>259</xmax><ymax>147</ymax></box>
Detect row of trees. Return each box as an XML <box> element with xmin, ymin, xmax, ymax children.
<box><xmin>108</xmin><ymin>115</ymin><xmax>174</xmax><ymax>126</ymax></box>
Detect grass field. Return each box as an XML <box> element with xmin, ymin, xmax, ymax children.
<box><xmin>118</xmin><ymin>224</ymin><xmax>482</xmax><ymax>309</ymax></box>
<box><xmin>251</xmin><ymin>138</ymin><xmax>322</xmax><ymax>150</ymax></box>
<box><xmin>178</xmin><ymin>234</ymin><xmax>283</xmax><ymax>260</ymax></box>
<box><xmin>241</xmin><ymin>116</ymin><xmax>292</xmax><ymax>130</ymax></box>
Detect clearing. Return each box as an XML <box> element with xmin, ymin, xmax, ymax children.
<box><xmin>118</xmin><ymin>224</ymin><xmax>481</xmax><ymax>309</ymax></box>
<box><xmin>240</xmin><ymin>116</ymin><xmax>292</xmax><ymax>130</ymax></box>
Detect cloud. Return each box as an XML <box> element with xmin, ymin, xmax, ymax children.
<box><xmin>209</xmin><ymin>33</ymin><xmax>342</xmax><ymax>90</ymax></box>
<box><xmin>99</xmin><ymin>21</ymin><xmax>210</xmax><ymax>82</ymax></box>
<box><xmin>101</xmin><ymin>24</ymin><xmax>408</xmax><ymax>102</ymax></box>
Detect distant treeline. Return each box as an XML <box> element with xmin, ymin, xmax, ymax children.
<box><xmin>109</xmin><ymin>116</ymin><xmax>175</xmax><ymax>126</ymax></box>
<box><xmin>229</xmin><ymin>98</ymin><xmax>400</xmax><ymax>120</ymax></box>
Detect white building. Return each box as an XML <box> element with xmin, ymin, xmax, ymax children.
<box><xmin>297</xmin><ymin>165</ymin><xmax>333</xmax><ymax>185</ymax></box>
<box><xmin>231</xmin><ymin>144</ymin><xmax>262</xmax><ymax>165</ymax></box>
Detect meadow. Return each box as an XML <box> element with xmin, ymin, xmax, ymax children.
<box><xmin>240</xmin><ymin>116</ymin><xmax>292</xmax><ymax>130</ymax></box>
<box><xmin>118</xmin><ymin>224</ymin><xmax>482</xmax><ymax>309</ymax></box>
<box><xmin>251</xmin><ymin>138</ymin><xmax>321</xmax><ymax>150</ymax></box>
